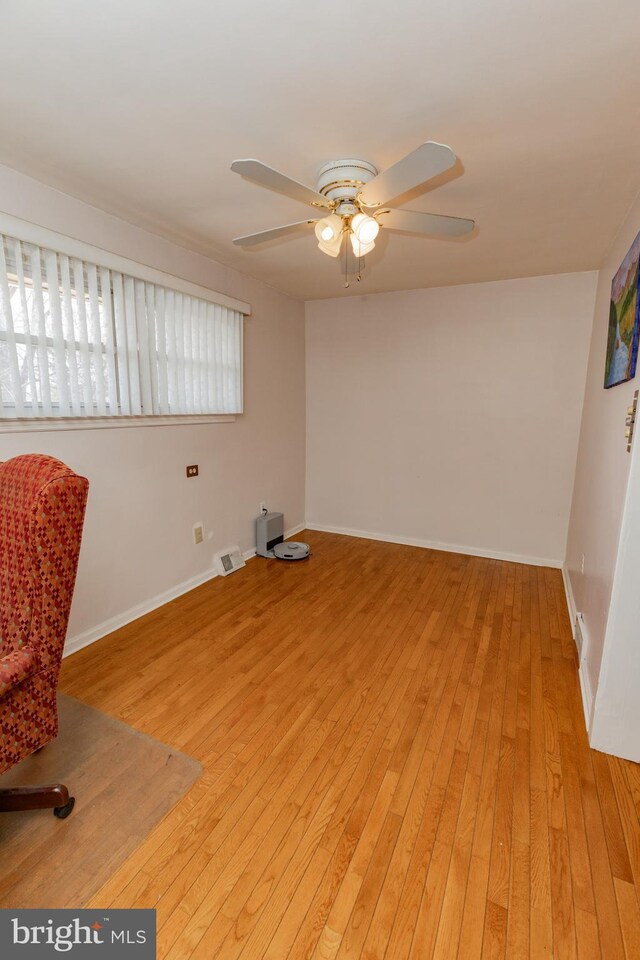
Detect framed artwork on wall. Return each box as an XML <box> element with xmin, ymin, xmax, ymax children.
<box><xmin>604</xmin><ymin>229</ymin><xmax>640</xmax><ymax>388</ymax></box>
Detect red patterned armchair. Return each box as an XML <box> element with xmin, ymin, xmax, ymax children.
<box><xmin>0</xmin><ymin>454</ymin><xmax>88</xmax><ymax>818</ymax></box>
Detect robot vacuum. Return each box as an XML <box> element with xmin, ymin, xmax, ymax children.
<box><xmin>256</xmin><ymin>511</ymin><xmax>310</xmax><ymax>561</ymax></box>
<box><xmin>272</xmin><ymin>541</ymin><xmax>310</xmax><ymax>561</ymax></box>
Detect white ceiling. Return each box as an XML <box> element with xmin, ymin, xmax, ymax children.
<box><xmin>2</xmin><ymin>0</ymin><xmax>640</xmax><ymax>300</ymax></box>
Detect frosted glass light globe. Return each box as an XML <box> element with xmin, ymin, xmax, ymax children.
<box><xmin>314</xmin><ymin>214</ymin><xmax>343</xmax><ymax>256</ymax></box>
<box><xmin>350</xmin><ymin>234</ymin><xmax>375</xmax><ymax>258</ymax></box>
<box><xmin>314</xmin><ymin>214</ymin><xmax>341</xmax><ymax>244</ymax></box>
<box><xmin>351</xmin><ymin>213</ymin><xmax>379</xmax><ymax>245</ymax></box>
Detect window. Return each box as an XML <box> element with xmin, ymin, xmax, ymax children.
<box><xmin>0</xmin><ymin>232</ymin><xmax>244</xmax><ymax>420</ymax></box>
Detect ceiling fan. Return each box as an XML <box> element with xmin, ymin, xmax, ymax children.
<box><xmin>230</xmin><ymin>141</ymin><xmax>475</xmax><ymax>267</ymax></box>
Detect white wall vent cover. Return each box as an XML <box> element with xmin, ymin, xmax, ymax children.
<box><xmin>215</xmin><ymin>547</ymin><xmax>245</xmax><ymax>577</ymax></box>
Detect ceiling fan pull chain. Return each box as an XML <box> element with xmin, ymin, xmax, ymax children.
<box><xmin>344</xmin><ymin>231</ymin><xmax>349</xmax><ymax>288</ymax></box>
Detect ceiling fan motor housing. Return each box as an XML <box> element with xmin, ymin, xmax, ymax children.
<box><xmin>316</xmin><ymin>159</ymin><xmax>378</xmax><ymax>215</ymax></box>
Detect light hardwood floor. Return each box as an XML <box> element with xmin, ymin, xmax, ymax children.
<box><xmin>60</xmin><ymin>531</ymin><xmax>640</xmax><ymax>959</ymax></box>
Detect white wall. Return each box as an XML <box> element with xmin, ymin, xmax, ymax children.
<box><xmin>306</xmin><ymin>273</ymin><xmax>597</xmax><ymax>566</ymax></box>
<box><xmin>589</xmin><ymin>424</ymin><xmax>640</xmax><ymax>761</ymax></box>
<box><xmin>565</xmin><ymin>190</ymin><xmax>640</xmax><ymax>733</ymax></box>
<box><xmin>0</xmin><ymin>164</ymin><xmax>306</xmax><ymax>651</ymax></box>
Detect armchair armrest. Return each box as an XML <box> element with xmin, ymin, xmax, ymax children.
<box><xmin>0</xmin><ymin>645</ymin><xmax>37</xmax><ymax>697</ymax></box>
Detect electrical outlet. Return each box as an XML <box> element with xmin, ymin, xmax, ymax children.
<box><xmin>193</xmin><ymin>523</ymin><xmax>204</xmax><ymax>545</ymax></box>
<box><xmin>186</xmin><ymin>464</ymin><xmax>199</xmax><ymax>478</ymax></box>
<box><xmin>259</xmin><ymin>502</ymin><xmax>267</xmax><ymax>515</ymax></box>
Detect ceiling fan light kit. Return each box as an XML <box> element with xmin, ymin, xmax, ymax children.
<box><xmin>231</xmin><ymin>142</ymin><xmax>475</xmax><ymax>283</ymax></box>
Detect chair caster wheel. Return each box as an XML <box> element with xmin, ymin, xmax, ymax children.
<box><xmin>53</xmin><ymin>797</ymin><xmax>75</xmax><ymax>819</ymax></box>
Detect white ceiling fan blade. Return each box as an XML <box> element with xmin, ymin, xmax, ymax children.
<box><xmin>359</xmin><ymin>141</ymin><xmax>457</xmax><ymax>207</ymax></box>
<box><xmin>380</xmin><ymin>208</ymin><xmax>474</xmax><ymax>238</ymax></box>
<box><xmin>231</xmin><ymin>159</ymin><xmax>331</xmax><ymax>208</ymax></box>
<box><xmin>233</xmin><ymin>219</ymin><xmax>318</xmax><ymax>246</ymax></box>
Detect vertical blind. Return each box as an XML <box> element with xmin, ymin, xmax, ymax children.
<box><xmin>0</xmin><ymin>233</ymin><xmax>243</xmax><ymax>419</ymax></box>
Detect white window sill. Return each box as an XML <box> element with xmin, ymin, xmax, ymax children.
<box><xmin>0</xmin><ymin>414</ymin><xmax>238</xmax><ymax>433</ymax></box>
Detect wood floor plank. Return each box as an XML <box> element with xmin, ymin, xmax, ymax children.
<box><xmin>608</xmin><ymin>757</ymin><xmax>640</xmax><ymax>895</ymax></box>
<box><xmin>614</xmin><ymin>877</ymin><xmax>640</xmax><ymax>960</ymax></box>
<box><xmin>580</xmin><ymin>777</ymin><xmax>627</xmax><ymax>959</ymax></box>
<box><xmin>591</xmin><ymin>752</ymin><xmax>634</xmax><ymax>884</ymax></box>
<box><xmin>45</xmin><ymin>532</ymin><xmax>640</xmax><ymax>959</ymax></box>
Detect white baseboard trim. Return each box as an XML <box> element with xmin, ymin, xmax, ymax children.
<box><xmin>560</xmin><ymin>563</ymin><xmax>595</xmax><ymax>735</ymax></box>
<box><xmin>64</xmin><ymin>521</ymin><xmax>307</xmax><ymax>659</ymax></box>
<box><xmin>579</xmin><ymin>661</ymin><xmax>594</xmax><ymax>735</ymax></box>
<box><xmin>63</xmin><ymin>566</ymin><xmax>220</xmax><ymax>658</ymax></box>
<box><xmin>285</xmin><ymin>522</ymin><xmax>307</xmax><ymax>539</ymax></box>
<box><xmin>305</xmin><ymin>522</ymin><xmax>562</xmax><ymax>569</ymax></box>
<box><xmin>561</xmin><ymin>563</ymin><xmax>577</xmax><ymax>638</ymax></box>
